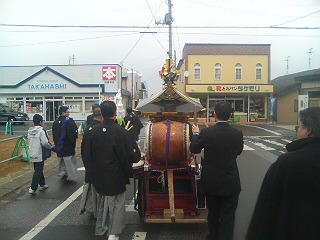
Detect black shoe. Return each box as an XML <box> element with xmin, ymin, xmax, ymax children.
<box><xmin>60</xmin><ymin>175</ymin><xmax>68</xmax><ymax>181</ymax></box>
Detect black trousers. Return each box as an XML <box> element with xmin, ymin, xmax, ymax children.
<box><xmin>205</xmin><ymin>193</ymin><xmax>239</xmax><ymax>240</ymax></box>
<box><xmin>31</xmin><ymin>161</ymin><xmax>45</xmax><ymax>190</ymax></box>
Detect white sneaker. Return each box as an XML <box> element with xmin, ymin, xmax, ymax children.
<box><xmin>108</xmin><ymin>235</ymin><xmax>119</xmax><ymax>240</ymax></box>
<box><xmin>39</xmin><ymin>185</ymin><xmax>49</xmax><ymax>191</ymax></box>
<box><xmin>28</xmin><ymin>187</ymin><xmax>36</xmax><ymax>195</ymax></box>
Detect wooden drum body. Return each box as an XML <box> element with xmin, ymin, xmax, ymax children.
<box><xmin>145</xmin><ymin>121</ymin><xmax>190</xmax><ymax>166</ymax></box>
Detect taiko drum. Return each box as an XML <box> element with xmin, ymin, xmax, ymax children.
<box><xmin>145</xmin><ymin>121</ymin><xmax>190</xmax><ymax>165</ymax></box>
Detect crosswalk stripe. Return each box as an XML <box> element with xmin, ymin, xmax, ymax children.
<box><xmin>247</xmin><ymin>141</ymin><xmax>276</xmax><ymax>150</ymax></box>
<box><xmin>244</xmin><ymin>125</ymin><xmax>281</xmax><ymax>136</ymax></box>
<box><xmin>132</xmin><ymin>232</ymin><xmax>147</xmax><ymax>240</ymax></box>
<box><xmin>125</xmin><ymin>199</ymin><xmax>136</xmax><ymax>212</ymax></box>
<box><xmin>262</xmin><ymin>139</ymin><xmax>286</xmax><ymax>147</ymax></box>
<box><xmin>281</xmin><ymin>139</ymin><xmax>292</xmax><ymax>143</ymax></box>
<box><xmin>244</xmin><ymin>144</ymin><xmax>254</xmax><ymax>150</ymax></box>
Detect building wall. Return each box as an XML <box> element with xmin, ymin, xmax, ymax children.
<box><xmin>276</xmin><ymin>89</ymin><xmax>299</xmax><ymax>124</ymax></box>
<box><xmin>176</xmin><ymin>63</ymin><xmax>186</xmax><ymax>94</ymax></box>
<box><xmin>187</xmin><ymin>55</ymin><xmax>269</xmax><ymax>84</ymax></box>
<box><xmin>0</xmin><ymin>64</ymin><xmax>144</xmax><ymax>121</ymax></box>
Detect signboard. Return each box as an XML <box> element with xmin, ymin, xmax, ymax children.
<box><xmin>298</xmin><ymin>95</ymin><xmax>308</xmax><ymax>112</ymax></box>
<box><xmin>66</xmin><ymin>104</ymin><xmax>80</xmax><ymax>113</ymax></box>
<box><xmin>102</xmin><ymin>65</ymin><xmax>117</xmax><ymax>83</ymax></box>
<box><xmin>101</xmin><ymin>95</ymin><xmax>115</xmax><ymax>101</ymax></box>
<box><xmin>186</xmin><ymin>84</ymin><xmax>273</xmax><ymax>93</ymax></box>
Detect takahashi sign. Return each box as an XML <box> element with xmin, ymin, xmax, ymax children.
<box><xmin>102</xmin><ymin>65</ymin><xmax>117</xmax><ymax>83</ymax></box>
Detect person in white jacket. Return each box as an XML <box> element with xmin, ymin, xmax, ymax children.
<box><xmin>27</xmin><ymin>114</ymin><xmax>53</xmax><ymax>195</ymax></box>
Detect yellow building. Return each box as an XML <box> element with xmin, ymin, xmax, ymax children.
<box><xmin>177</xmin><ymin>44</ymin><xmax>273</xmax><ymax>122</ymax></box>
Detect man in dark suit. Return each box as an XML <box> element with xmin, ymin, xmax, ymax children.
<box><xmin>80</xmin><ymin>107</ymin><xmax>102</xmax><ymax>216</ymax></box>
<box><xmin>86</xmin><ymin>103</ymin><xmax>100</xmax><ymax>126</ymax></box>
<box><xmin>190</xmin><ymin>101</ymin><xmax>243</xmax><ymax>240</ymax></box>
<box><xmin>124</xmin><ymin>107</ymin><xmax>143</xmax><ymax>142</ymax></box>
<box><xmin>84</xmin><ymin>101</ymin><xmax>134</xmax><ymax>239</ymax></box>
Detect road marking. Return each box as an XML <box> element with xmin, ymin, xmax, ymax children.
<box><xmin>19</xmin><ymin>186</ymin><xmax>83</xmax><ymax>240</ymax></box>
<box><xmin>77</xmin><ymin>167</ymin><xmax>85</xmax><ymax>171</ymax></box>
<box><xmin>125</xmin><ymin>199</ymin><xmax>136</xmax><ymax>212</ymax></box>
<box><xmin>279</xmin><ymin>150</ymin><xmax>286</xmax><ymax>154</ymax></box>
<box><xmin>244</xmin><ymin>125</ymin><xmax>281</xmax><ymax>136</ymax></box>
<box><xmin>248</xmin><ymin>141</ymin><xmax>276</xmax><ymax>150</ymax></box>
<box><xmin>243</xmin><ymin>144</ymin><xmax>254</xmax><ymax>151</ymax></box>
<box><xmin>262</xmin><ymin>139</ymin><xmax>286</xmax><ymax>147</ymax></box>
<box><xmin>132</xmin><ymin>232</ymin><xmax>147</xmax><ymax>239</ymax></box>
<box><xmin>281</xmin><ymin>139</ymin><xmax>292</xmax><ymax>143</ymax></box>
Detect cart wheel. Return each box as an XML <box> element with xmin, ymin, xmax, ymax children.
<box><xmin>137</xmin><ymin>179</ymin><xmax>145</xmax><ymax>220</ymax></box>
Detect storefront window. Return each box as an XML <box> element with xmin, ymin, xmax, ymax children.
<box><xmin>65</xmin><ymin>101</ymin><xmax>82</xmax><ymax>113</ymax></box>
<box><xmin>26</xmin><ymin>101</ymin><xmax>44</xmax><ymax>114</ymax></box>
<box><xmin>85</xmin><ymin>101</ymin><xmax>96</xmax><ymax>113</ymax></box>
<box><xmin>6</xmin><ymin>100</ymin><xmax>24</xmax><ymax>112</ymax></box>
<box><xmin>250</xmin><ymin>95</ymin><xmax>265</xmax><ymax>118</ymax></box>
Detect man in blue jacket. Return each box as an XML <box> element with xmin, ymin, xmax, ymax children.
<box><xmin>52</xmin><ymin>106</ymin><xmax>78</xmax><ymax>181</ymax></box>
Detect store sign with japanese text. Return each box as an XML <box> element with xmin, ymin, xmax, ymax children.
<box><xmin>207</xmin><ymin>85</ymin><xmax>261</xmax><ymax>92</ymax></box>
<box><xmin>186</xmin><ymin>84</ymin><xmax>273</xmax><ymax>93</ymax></box>
<box><xmin>102</xmin><ymin>65</ymin><xmax>117</xmax><ymax>84</ymax></box>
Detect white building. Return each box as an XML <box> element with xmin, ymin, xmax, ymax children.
<box><xmin>0</xmin><ymin>64</ymin><xmax>146</xmax><ymax>121</ymax></box>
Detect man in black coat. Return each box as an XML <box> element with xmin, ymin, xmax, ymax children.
<box><xmin>190</xmin><ymin>101</ymin><xmax>243</xmax><ymax>240</ymax></box>
<box><xmin>247</xmin><ymin>107</ymin><xmax>320</xmax><ymax>240</ymax></box>
<box><xmin>80</xmin><ymin>106</ymin><xmax>102</xmax><ymax>216</ymax></box>
<box><xmin>86</xmin><ymin>103</ymin><xmax>100</xmax><ymax>126</ymax></box>
<box><xmin>52</xmin><ymin>106</ymin><xmax>78</xmax><ymax>181</ymax></box>
<box><xmin>84</xmin><ymin>101</ymin><xmax>134</xmax><ymax>238</ymax></box>
<box><xmin>81</xmin><ymin>107</ymin><xmax>102</xmax><ymax>184</ymax></box>
<box><xmin>124</xmin><ymin>107</ymin><xmax>143</xmax><ymax>142</ymax></box>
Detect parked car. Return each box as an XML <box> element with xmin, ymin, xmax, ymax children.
<box><xmin>0</xmin><ymin>103</ymin><xmax>29</xmax><ymax>125</ymax></box>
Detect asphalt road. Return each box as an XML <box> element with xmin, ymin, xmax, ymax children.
<box><xmin>0</xmin><ymin>123</ymin><xmax>296</xmax><ymax>240</ymax></box>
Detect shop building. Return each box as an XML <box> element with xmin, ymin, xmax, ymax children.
<box><xmin>271</xmin><ymin>68</ymin><xmax>320</xmax><ymax>124</ymax></box>
<box><xmin>177</xmin><ymin>44</ymin><xmax>273</xmax><ymax>122</ymax></box>
<box><xmin>0</xmin><ymin>64</ymin><xmax>145</xmax><ymax>121</ymax></box>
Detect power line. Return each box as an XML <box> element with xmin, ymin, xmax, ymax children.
<box><xmin>272</xmin><ymin>10</ymin><xmax>320</xmax><ymax>27</ymax></box>
<box><xmin>0</xmin><ymin>32</ymin><xmax>140</xmax><ymax>48</ymax></box>
<box><xmin>120</xmin><ymin>0</ymin><xmax>165</xmax><ymax>64</ymax></box>
<box><xmin>184</xmin><ymin>0</ymin><xmax>319</xmax><ymax>18</ymax></box>
<box><xmin>1</xmin><ymin>23</ymin><xmax>320</xmax><ymax>30</ymax></box>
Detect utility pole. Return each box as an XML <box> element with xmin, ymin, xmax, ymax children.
<box><xmin>131</xmin><ymin>68</ymin><xmax>134</xmax><ymax>107</ymax></box>
<box><xmin>167</xmin><ymin>0</ymin><xmax>173</xmax><ymax>60</ymax></box>
<box><xmin>69</xmin><ymin>54</ymin><xmax>76</xmax><ymax>65</ymax></box>
<box><xmin>285</xmin><ymin>56</ymin><xmax>290</xmax><ymax>74</ymax></box>
<box><xmin>307</xmin><ymin>48</ymin><xmax>314</xmax><ymax>69</ymax></box>
<box><xmin>155</xmin><ymin>0</ymin><xmax>173</xmax><ymax>60</ymax></box>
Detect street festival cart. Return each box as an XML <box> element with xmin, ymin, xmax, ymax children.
<box><xmin>132</xmin><ymin>60</ymin><xmax>207</xmax><ymax>223</ymax></box>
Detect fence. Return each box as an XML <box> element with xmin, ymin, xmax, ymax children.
<box><xmin>0</xmin><ymin>135</ymin><xmax>30</xmax><ymax>164</ymax></box>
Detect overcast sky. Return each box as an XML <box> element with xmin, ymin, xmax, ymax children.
<box><xmin>1</xmin><ymin>0</ymin><xmax>319</xmax><ymax>95</ymax></box>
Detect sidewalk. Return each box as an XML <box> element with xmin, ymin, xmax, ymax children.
<box><xmin>0</xmin><ymin>154</ymin><xmax>60</xmax><ymax>198</ymax></box>
<box><xmin>0</xmin><ymin>139</ymin><xmax>82</xmax><ymax>199</ymax></box>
